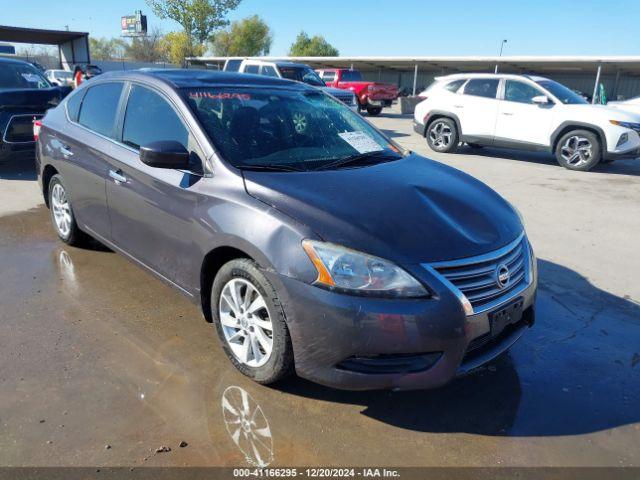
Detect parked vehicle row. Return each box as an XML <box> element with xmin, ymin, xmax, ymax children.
<box><xmin>35</xmin><ymin>69</ymin><xmax>536</xmax><ymax>391</ymax></box>
<box><xmin>224</xmin><ymin>59</ymin><xmax>358</xmax><ymax>111</ymax></box>
<box><xmin>413</xmin><ymin>73</ymin><xmax>640</xmax><ymax>171</ymax></box>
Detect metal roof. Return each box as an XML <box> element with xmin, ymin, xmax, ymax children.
<box><xmin>188</xmin><ymin>56</ymin><xmax>640</xmax><ymax>75</ymax></box>
<box><xmin>0</xmin><ymin>25</ymin><xmax>88</xmax><ymax>45</ymax></box>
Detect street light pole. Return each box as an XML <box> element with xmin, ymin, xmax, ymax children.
<box><xmin>495</xmin><ymin>39</ymin><xmax>507</xmax><ymax>74</ymax></box>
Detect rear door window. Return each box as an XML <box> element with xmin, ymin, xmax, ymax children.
<box><xmin>122</xmin><ymin>84</ymin><xmax>188</xmax><ymax>150</ymax></box>
<box><xmin>464</xmin><ymin>79</ymin><xmax>499</xmax><ymax>99</ymax></box>
<box><xmin>78</xmin><ymin>82</ymin><xmax>124</xmax><ymax>138</ymax></box>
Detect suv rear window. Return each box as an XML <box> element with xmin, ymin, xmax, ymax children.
<box><xmin>464</xmin><ymin>79</ymin><xmax>499</xmax><ymax>99</ymax></box>
<box><xmin>78</xmin><ymin>82</ymin><xmax>124</xmax><ymax>139</ymax></box>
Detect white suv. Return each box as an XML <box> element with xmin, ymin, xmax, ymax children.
<box><xmin>413</xmin><ymin>73</ymin><xmax>640</xmax><ymax>171</ymax></box>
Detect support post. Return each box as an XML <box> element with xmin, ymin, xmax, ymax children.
<box><xmin>612</xmin><ymin>69</ymin><xmax>620</xmax><ymax>101</ymax></box>
<box><xmin>592</xmin><ymin>64</ymin><xmax>602</xmax><ymax>104</ymax></box>
<box><xmin>412</xmin><ymin>64</ymin><xmax>418</xmax><ymax>96</ymax></box>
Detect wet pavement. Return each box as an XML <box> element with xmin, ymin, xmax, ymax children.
<box><xmin>0</xmin><ymin>109</ymin><xmax>639</xmax><ymax>468</ymax></box>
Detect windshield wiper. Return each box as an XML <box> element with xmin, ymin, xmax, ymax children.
<box><xmin>312</xmin><ymin>152</ymin><xmax>401</xmax><ymax>171</ymax></box>
<box><xmin>238</xmin><ymin>163</ymin><xmax>308</xmax><ymax>172</ymax></box>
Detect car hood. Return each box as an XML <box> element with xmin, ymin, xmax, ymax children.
<box><xmin>242</xmin><ymin>154</ymin><xmax>523</xmax><ymax>264</ymax></box>
<box><xmin>562</xmin><ymin>104</ymin><xmax>640</xmax><ymax>122</ymax></box>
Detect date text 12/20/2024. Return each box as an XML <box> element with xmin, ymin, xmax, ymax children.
<box><xmin>233</xmin><ymin>468</ymin><xmax>401</xmax><ymax>478</ymax></box>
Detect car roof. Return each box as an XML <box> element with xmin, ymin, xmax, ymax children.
<box><xmin>93</xmin><ymin>69</ymin><xmax>311</xmax><ymax>90</ymax></box>
<box><xmin>242</xmin><ymin>59</ymin><xmax>312</xmax><ymax>69</ymax></box>
<box><xmin>0</xmin><ymin>56</ymin><xmax>32</xmax><ymax>66</ymax></box>
<box><xmin>435</xmin><ymin>72</ymin><xmax>551</xmax><ymax>82</ymax></box>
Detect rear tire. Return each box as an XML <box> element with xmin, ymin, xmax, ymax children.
<box><xmin>426</xmin><ymin>117</ymin><xmax>459</xmax><ymax>153</ymax></box>
<box><xmin>555</xmin><ymin>129</ymin><xmax>601</xmax><ymax>171</ymax></box>
<box><xmin>48</xmin><ymin>174</ymin><xmax>89</xmax><ymax>246</ymax></box>
<box><xmin>366</xmin><ymin>106</ymin><xmax>383</xmax><ymax>116</ymax></box>
<box><xmin>211</xmin><ymin>259</ymin><xmax>294</xmax><ymax>385</ymax></box>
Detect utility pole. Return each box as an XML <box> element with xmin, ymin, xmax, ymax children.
<box><xmin>495</xmin><ymin>39</ymin><xmax>507</xmax><ymax>74</ymax></box>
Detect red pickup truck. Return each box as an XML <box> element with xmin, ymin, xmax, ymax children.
<box><xmin>316</xmin><ymin>68</ymin><xmax>398</xmax><ymax>116</ymax></box>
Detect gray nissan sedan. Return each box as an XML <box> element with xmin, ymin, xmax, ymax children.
<box><xmin>36</xmin><ymin>69</ymin><xmax>537</xmax><ymax>391</ymax></box>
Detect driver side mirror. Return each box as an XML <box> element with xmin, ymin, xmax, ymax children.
<box><xmin>532</xmin><ymin>95</ymin><xmax>550</xmax><ymax>105</ymax></box>
<box><xmin>140</xmin><ymin>141</ymin><xmax>190</xmax><ymax>169</ymax></box>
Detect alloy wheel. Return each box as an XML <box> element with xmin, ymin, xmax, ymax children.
<box><xmin>51</xmin><ymin>183</ymin><xmax>72</xmax><ymax>238</ymax></box>
<box><xmin>219</xmin><ymin>278</ymin><xmax>274</xmax><ymax>368</ymax></box>
<box><xmin>560</xmin><ymin>135</ymin><xmax>593</xmax><ymax>167</ymax></box>
<box><xmin>428</xmin><ymin>121</ymin><xmax>453</xmax><ymax>150</ymax></box>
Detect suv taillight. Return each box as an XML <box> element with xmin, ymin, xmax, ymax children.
<box><xmin>33</xmin><ymin>119</ymin><xmax>42</xmax><ymax>141</ymax></box>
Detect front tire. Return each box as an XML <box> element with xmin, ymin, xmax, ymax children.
<box><xmin>211</xmin><ymin>259</ymin><xmax>294</xmax><ymax>384</ymax></box>
<box><xmin>48</xmin><ymin>174</ymin><xmax>88</xmax><ymax>246</ymax></box>
<box><xmin>555</xmin><ymin>130</ymin><xmax>601</xmax><ymax>171</ymax></box>
<box><xmin>366</xmin><ymin>106</ymin><xmax>382</xmax><ymax>116</ymax></box>
<box><xmin>426</xmin><ymin>117</ymin><xmax>459</xmax><ymax>153</ymax></box>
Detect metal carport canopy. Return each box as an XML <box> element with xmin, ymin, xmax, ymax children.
<box><xmin>188</xmin><ymin>55</ymin><xmax>640</xmax><ymax>75</ymax></box>
<box><xmin>0</xmin><ymin>25</ymin><xmax>88</xmax><ymax>44</ymax></box>
<box><xmin>0</xmin><ymin>25</ymin><xmax>90</xmax><ymax>69</ymax></box>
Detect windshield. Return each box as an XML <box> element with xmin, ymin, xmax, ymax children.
<box><xmin>0</xmin><ymin>62</ymin><xmax>51</xmax><ymax>90</ymax></box>
<box><xmin>536</xmin><ymin>79</ymin><xmax>588</xmax><ymax>105</ymax></box>
<box><xmin>183</xmin><ymin>87</ymin><xmax>402</xmax><ymax>171</ymax></box>
<box><xmin>279</xmin><ymin>67</ymin><xmax>325</xmax><ymax>87</ymax></box>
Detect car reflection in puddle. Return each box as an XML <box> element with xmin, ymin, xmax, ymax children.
<box><xmin>222</xmin><ymin>385</ymin><xmax>274</xmax><ymax>467</ymax></box>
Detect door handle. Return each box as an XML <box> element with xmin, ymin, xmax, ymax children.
<box><xmin>109</xmin><ymin>169</ymin><xmax>128</xmax><ymax>184</ymax></box>
<box><xmin>60</xmin><ymin>145</ymin><xmax>73</xmax><ymax>157</ymax></box>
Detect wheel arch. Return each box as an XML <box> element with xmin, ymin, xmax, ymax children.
<box><xmin>550</xmin><ymin>122</ymin><xmax>608</xmax><ymax>154</ymax></box>
<box><xmin>200</xmin><ymin>245</ymin><xmax>255</xmax><ymax>323</ymax></box>
<box><xmin>41</xmin><ymin>164</ymin><xmax>59</xmax><ymax>208</ymax></box>
<box><xmin>422</xmin><ymin>110</ymin><xmax>463</xmax><ymax>137</ymax></box>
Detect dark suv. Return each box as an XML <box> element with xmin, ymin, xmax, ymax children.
<box><xmin>0</xmin><ymin>57</ymin><xmax>69</xmax><ymax>162</ymax></box>
<box><xmin>36</xmin><ymin>70</ymin><xmax>537</xmax><ymax>391</ymax></box>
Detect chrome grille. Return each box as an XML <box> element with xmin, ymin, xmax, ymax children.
<box><xmin>428</xmin><ymin>234</ymin><xmax>530</xmax><ymax>314</ymax></box>
<box><xmin>335</xmin><ymin>95</ymin><xmax>355</xmax><ymax>105</ymax></box>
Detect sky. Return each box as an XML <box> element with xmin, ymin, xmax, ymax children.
<box><xmin>2</xmin><ymin>0</ymin><xmax>640</xmax><ymax>57</ymax></box>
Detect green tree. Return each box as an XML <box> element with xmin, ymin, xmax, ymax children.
<box><xmin>161</xmin><ymin>31</ymin><xmax>205</xmax><ymax>66</ymax></box>
<box><xmin>146</xmin><ymin>0</ymin><xmax>241</xmax><ymax>45</ymax></box>
<box><xmin>288</xmin><ymin>31</ymin><xmax>339</xmax><ymax>57</ymax></box>
<box><xmin>211</xmin><ymin>15</ymin><xmax>272</xmax><ymax>56</ymax></box>
<box><xmin>125</xmin><ymin>28</ymin><xmax>168</xmax><ymax>63</ymax></box>
<box><xmin>89</xmin><ymin>37</ymin><xmax>127</xmax><ymax>60</ymax></box>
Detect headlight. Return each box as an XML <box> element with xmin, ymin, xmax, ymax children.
<box><xmin>610</xmin><ymin>120</ymin><xmax>640</xmax><ymax>132</ymax></box>
<box><xmin>302</xmin><ymin>240</ymin><xmax>428</xmax><ymax>298</ymax></box>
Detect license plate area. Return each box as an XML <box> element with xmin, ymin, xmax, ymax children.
<box><xmin>489</xmin><ymin>298</ymin><xmax>524</xmax><ymax>337</ymax></box>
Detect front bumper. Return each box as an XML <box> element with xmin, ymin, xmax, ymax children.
<box><xmin>413</xmin><ymin>120</ymin><xmax>425</xmax><ymax>136</ymax></box>
<box><xmin>265</xmin><ymin>259</ymin><xmax>537</xmax><ymax>391</ymax></box>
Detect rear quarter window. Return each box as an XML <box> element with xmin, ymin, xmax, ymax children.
<box><xmin>443</xmin><ymin>79</ymin><xmax>466</xmax><ymax>93</ymax></box>
<box><xmin>66</xmin><ymin>89</ymin><xmax>85</xmax><ymax>122</ymax></box>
